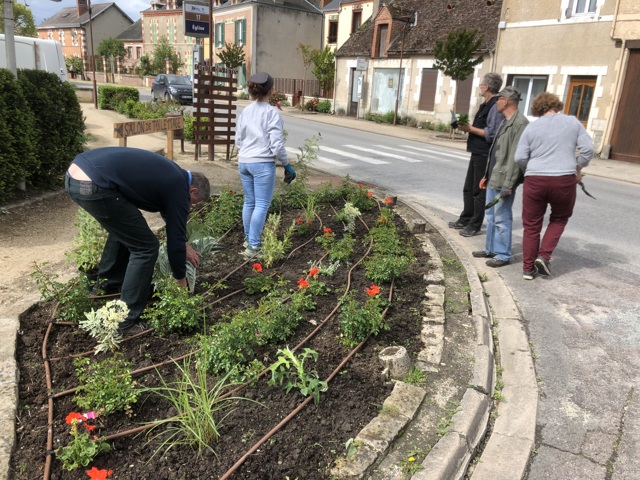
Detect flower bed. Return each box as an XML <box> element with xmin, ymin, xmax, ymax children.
<box><xmin>11</xmin><ymin>172</ymin><xmax>434</xmax><ymax>479</ymax></box>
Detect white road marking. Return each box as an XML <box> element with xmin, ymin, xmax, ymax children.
<box><xmin>319</xmin><ymin>146</ymin><xmax>390</xmax><ymax>165</ymax></box>
<box><xmin>344</xmin><ymin>145</ymin><xmax>422</xmax><ymax>163</ymax></box>
<box><xmin>286</xmin><ymin>147</ymin><xmax>348</xmax><ymax>167</ymax></box>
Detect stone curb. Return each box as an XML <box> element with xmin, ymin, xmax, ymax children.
<box><xmin>406</xmin><ymin>202</ymin><xmax>538</xmax><ymax>480</ymax></box>
<box><xmin>331</xmin><ymin>197</ymin><xmax>495</xmax><ymax>479</ymax></box>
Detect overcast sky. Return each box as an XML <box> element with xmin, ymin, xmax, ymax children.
<box><xmin>29</xmin><ymin>0</ymin><xmax>150</xmax><ymax>24</ymax></box>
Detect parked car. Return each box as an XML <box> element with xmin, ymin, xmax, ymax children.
<box><xmin>151</xmin><ymin>74</ymin><xmax>193</xmax><ymax>104</ymax></box>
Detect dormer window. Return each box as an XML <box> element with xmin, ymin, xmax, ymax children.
<box><xmin>375</xmin><ymin>24</ymin><xmax>388</xmax><ymax>57</ymax></box>
<box><xmin>351</xmin><ymin>10</ymin><xmax>362</xmax><ymax>34</ymax></box>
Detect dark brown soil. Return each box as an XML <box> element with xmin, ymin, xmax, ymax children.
<box><xmin>11</xmin><ymin>197</ymin><xmax>432</xmax><ymax>480</ymax></box>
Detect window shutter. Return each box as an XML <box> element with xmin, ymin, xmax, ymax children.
<box><xmin>418</xmin><ymin>68</ymin><xmax>438</xmax><ymax>111</ymax></box>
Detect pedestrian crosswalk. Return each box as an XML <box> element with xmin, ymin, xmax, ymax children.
<box><xmin>286</xmin><ymin>143</ymin><xmax>467</xmax><ymax>168</ymax></box>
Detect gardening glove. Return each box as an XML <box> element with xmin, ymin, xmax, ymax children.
<box><xmin>500</xmin><ymin>186</ymin><xmax>512</xmax><ymax>198</ymax></box>
<box><xmin>284</xmin><ymin>164</ymin><xmax>296</xmax><ymax>184</ymax></box>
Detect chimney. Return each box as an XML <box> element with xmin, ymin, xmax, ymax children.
<box><xmin>77</xmin><ymin>0</ymin><xmax>89</xmax><ymax>17</ymax></box>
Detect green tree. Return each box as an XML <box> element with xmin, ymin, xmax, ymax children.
<box><xmin>151</xmin><ymin>36</ymin><xmax>183</xmax><ymax>74</ymax></box>
<box><xmin>218</xmin><ymin>42</ymin><xmax>245</xmax><ymax>69</ymax></box>
<box><xmin>296</xmin><ymin>43</ymin><xmax>314</xmax><ymax>107</ymax></box>
<box><xmin>310</xmin><ymin>46</ymin><xmax>335</xmax><ymax>97</ymax></box>
<box><xmin>65</xmin><ymin>56</ymin><xmax>83</xmax><ymax>77</ymax></box>
<box><xmin>97</xmin><ymin>37</ymin><xmax>126</xmax><ymax>59</ymax></box>
<box><xmin>0</xmin><ymin>2</ymin><xmax>37</xmax><ymax>37</ymax></box>
<box><xmin>433</xmin><ymin>28</ymin><xmax>484</xmax><ymax>115</ymax></box>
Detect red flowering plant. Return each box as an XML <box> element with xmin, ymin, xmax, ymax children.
<box><xmin>295</xmin><ymin>215</ymin><xmax>314</xmax><ymax>236</ymax></box>
<box><xmin>337</xmin><ymin>288</ymin><xmax>389</xmax><ymax>347</ymax></box>
<box><xmin>243</xmin><ymin>262</ymin><xmax>275</xmax><ymax>295</ymax></box>
<box><xmin>86</xmin><ymin>467</ymin><xmax>113</xmax><ymax>480</ymax></box>
<box><xmin>315</xmin><ymin>226</ymin><xmax>336</xmax><ymax>253</ymax></box>
<box><xmin>384</xmin><ymin>197</ymin><xmax>395</xmax><ymax>206</ymax></box>
<box><xmin>57</xmin><ymin>411</ymin><xmax>111</xmax><ymax>471</ymax></box>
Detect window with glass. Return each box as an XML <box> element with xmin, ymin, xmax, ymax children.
<box><xmin>351</xmin><ymin>10</ymin><xmax>362</xmax><ymax>34</ymax></box>
<box><xmin>573</xmin><ymin>0</ymin><xmax>597</xmax><ymax>15</ymax></box>
<box><xmin>328</xmin><ymin>20</ymin><xmax>338</xmax><ymax>44</ymax></box>
<box><xmin>128</xmin><ymin>46</ymin><xmax>133</xmax><ymax>58</ymax></box>
<box><xmin>565</xmin><ymin>77</ymin><xmax>596</xmax><ymax>126</ymax></box>
<box><xmin>235</xmin><ymin>19</ymin><xmax>246</xmax><ymax>45</ymax></box>
<box><xmin>511</xmin><ymin>76</ymin><xmax>548</xmax><ymax>117</ymax></box>
<box><xmin>215</xmin><ymin>22</ymin><xmax>225</xmax><ymax>47</ymax></box>
<box><xmin>71</xmin><ymin>29</ymin><xmax>78</xmax><ymax>46</ymax></box>
<box><xmin>169</xmin><ymin>22</ymin><xmax>175</xmax><ymax>43</ymax></box>
<box><xmin>136</xmin><ymin>46</ymin><xmax>142</xmax><ymax>58</ymax></box>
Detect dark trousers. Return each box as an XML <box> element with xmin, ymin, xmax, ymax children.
<box><xmin>65</xmin><ymin>176</ymin><xmax>159</xmax><ymax>325</ymax></box>
<box><xmin>457</xmin><ymin>153</ymin><xmax>488</xmax><ymax>230</ymax></box>
<box><xmin>521</xmin><ymin>175</ymin><xmax>577</xmax><ymax>271</ymax></box>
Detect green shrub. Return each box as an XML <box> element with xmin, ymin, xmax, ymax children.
<box><xmin>316</xmin><ymin>100</ymin><xmax>331</xmax><ymax>113</ymax></box>
<box><xmin>304</xmin><ymin>97</ymin><xmax>320</xmax><ymax>111</ymax></box>
<box><xmin>98</xmin><ymin>85</ymin><xmax>139</xmax><ymax>110</ymax></box>
<box><xmin>17</xmin><ymin>69</ymin><xmax>86</xmax><ymax>189</ymax></box>
<box><xmin>0</xmin><ymin>68</ymin><xmax>38</xmax><ymax>203</ymax></box>
<box><xmin>66</xmin><ymin>209</ymin><xmax>107</xmax><ymax>272</ymax></box>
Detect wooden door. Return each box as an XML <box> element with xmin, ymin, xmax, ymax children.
<box><xmin>610</xmin><ymin>49</ymin><xmax>640</xmax><ymax>163</ymax></box>
<box><xmin>565</xmin><ymin>77</ymin><xmax>596</xmax><ymax>126</ymax></box>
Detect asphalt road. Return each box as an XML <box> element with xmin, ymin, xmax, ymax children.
<box><xmin>281</xmin><ymin>114</ymin><xmax>640</xmax><ymax>479</ymax></box>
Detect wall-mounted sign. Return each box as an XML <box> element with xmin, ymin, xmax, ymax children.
<box><xmin>184</xmin><ymin>1</ymin><xmax>210</xmax><ymax>38</ymax></box>
<box><xmin>356</xmin><ymin>57</ymin><xmax>368</xmax><ymax>72</ymax></box>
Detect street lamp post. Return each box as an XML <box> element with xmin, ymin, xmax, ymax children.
<box><xmin>87</xmin><ymin>0</ymin><xmax>98</xmax><ymax>108</ymax></box>
<box><xmin>393</xmin><ymin>15</ymin><xmax>414</xmax><ymax>126</ymax></box>
<box><xmin>3</xmin><ymin>0</ymin><xmax>17</xmax><ymax>77</ymax></box>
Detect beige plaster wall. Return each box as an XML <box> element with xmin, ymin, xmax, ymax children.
<box><xmin>495</xmin><ymin>21</ymin><xmax>618</xmax><ymax>149</ymax></box>
<box><xmin>254</xmin><ymin>6</ymin><xmax>322</xmax><ymax>80</ymax></box>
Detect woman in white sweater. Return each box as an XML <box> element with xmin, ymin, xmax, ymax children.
<box><xmin>235</xmin><ymin>72</ymin><xmax>296</xmax><ymax>258</ymax></box>
<box><xmin>515</xmin><ymin>92</ymin><xmax>594</xmax><ymax>280</ymax></box>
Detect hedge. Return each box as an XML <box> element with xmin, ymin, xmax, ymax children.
<box><xmin>17</xmin><ymin>70</ymin><xmax>86</xmax><ymax>188</ymax></box>
<box><xmin>0</xmin><ymin>68</ymin><xmax>85</xmax><ymax>204</ymax></box>
<box><xmin>98</xmin><ymin>85</ymin><xmax>139</xmax><ymax>110</ymax></box>
<box><xmin>0</xmin><ymin>69</ymin><xmax>38</xmax><ymax>204</ymax></box>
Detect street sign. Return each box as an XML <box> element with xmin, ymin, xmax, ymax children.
<box><xmin>356</xmin><ymin>57</ymin><xmax>368</xmax><ymax>72</ymax></box>
<box><xmin>184</xmin><ymin>2</ymin><xmax>210</xmax><ymax>38</ymax></box>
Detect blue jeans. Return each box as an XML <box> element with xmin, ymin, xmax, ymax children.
<box><xmin>484</xmin><ymin>187</ymin><xmax>516</xmax><ymax>262</ymax></box>
<box><xmin>238</xmin><ymin>162</ymin><xmax>276</xmax><ymax>247</ymax></box>
<box><xmin>65</xmin><ymin>175</ymin><xmax>159</xmax><ymax>325</ymax></box>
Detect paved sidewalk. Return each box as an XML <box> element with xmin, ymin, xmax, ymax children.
<box><xmin>1</xmin><ymin>102</ymin><xmax>638</xmax><ymax>480</ymax></box>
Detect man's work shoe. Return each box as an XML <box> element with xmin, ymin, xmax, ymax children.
<box><xmin>448</xmin><ymin>220</ymin><xmax>467</xmax><ymax>229</ymax></box>
<box><xmin>117</xmin><ymin>321</ymin><xmax>152</xmax><ymax>336</ymax></box>
<box><xmin>535</xmin><ymin>256</ymin><xmax>551</xmax><ymax>276</ymax></box>
<box><xmin>486</xmin><ymin>258</ymin><xmax>510</xmax><ymax>268</ymax></box>
<box><xmin>459</xmin><ymin>226</ymin><xmax>482</xmax><ymax>237</ymax></box>
<box><xmin>472</xmin><ymin>250</ymin><xmax>494</xmax><ymax>258</ymax></box>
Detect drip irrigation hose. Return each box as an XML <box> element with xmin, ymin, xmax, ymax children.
<box><xmin>42</xmin><ymin>301</ymin><xmax>62</xmax><ymax>480</ymax></box>
<box><xmin>220</xmin><ymin>278</ymin><xmax>395</xmax><ymax>480</ymax></box>
<box><xmin>287</xmin><ymin>212</ymin><xmax>325</xmax><ymax>258</ymax></box>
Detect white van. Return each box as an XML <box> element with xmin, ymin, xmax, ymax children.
<box><xmin>0</xmin><ymin>34</ymin><xmax>68</xmax><ymax>81</ymax></box>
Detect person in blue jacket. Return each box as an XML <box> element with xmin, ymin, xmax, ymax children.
<box><xmin>65</xmin><ymin>147</ymin><xmax>210</xmax><ymax>335</ymax></box>
<box><xmin>235</xmin><ymin>72</ymin><xmax>296</xmax><ymax>258</ymax></box>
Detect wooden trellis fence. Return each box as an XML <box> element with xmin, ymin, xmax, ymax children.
<box><xmin>192</xmin><ymin>64</ymin><xmax>237</xmax><ymax>161</ymax></box>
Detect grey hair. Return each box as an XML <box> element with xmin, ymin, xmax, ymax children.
<box><xmin>191</xmin><ymin>171</ymin><xmax>211</xmax><ymax>203</ymax></box>
<box><xmin>482</xmin><ymin>73</ymin><xmax>503</xmax><ymax>94</ymax></box>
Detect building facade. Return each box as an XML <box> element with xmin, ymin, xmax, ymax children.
<box><xmin>36</xmin><ymin>1</ymin><xmax>133</xmax><ymax>77</ymax></box>
<box><xmin>334</xmin><ymin>0</ymin><xmax>502</xmax><ymax>120</ymax></box>
<box><xmin>493</xmin><ymin>0</ymin><xmax>640</xmax><ymax>161</ymax></box>
<box><xmin>321</xmin><ymin>0</ymin><xmax>375</xmax><ymax>51</ymax></box>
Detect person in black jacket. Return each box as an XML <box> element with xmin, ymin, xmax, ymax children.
<box><xmin>449</xmin><ymin>72</ymin><xmax>504</xmax><ymax>237</ymax></box>
<box><xmin>64</xmin><ymin>147</ymin><xmax>210</xmax><ymax>335</ymax></box>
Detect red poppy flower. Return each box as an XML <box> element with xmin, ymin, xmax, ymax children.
<box><xmin>298</xmin><ymin>278</ymin><xmax>309</xmax><ymax>289</ymax></box>
<box><xmin>66</xmin><ymin>412</ymin><xmax>84</xmax><ymax>425</ymax></box>
<box><xmin>324</xmin><ymin>227</ymin><xmax>332</xmax><ymax>234</ymax></box>
<box><xmin>296</xmin><ymin>217</ymin><xmax>303</xmax><ymax>224</ymax></box>
<box><xmin>366</xmin><ymin>285</ymin><xmax>381</xmax><ymax>296</ymax></box>
<box><xmin>86</xmin><ymin>467</ymin><xmax>113</xmax><ymax>480</ymax></box>
<box><xmin>384</xmin><ymin>197</ymin><xmax>393</xmax><ymax>205</ymax></box>
<box><xmin>252</xmin><ymin>263</ymin><xmax>263</xmax><ymax>273</ymax></box>
<box><xmin>367</xmin><ymin>192</ymin><xmax>373</xmax><ymax>197</ymax></box>
<box><xmin>309</xmin><ymin>267</ymin><xmax>319</xmax><ymax>278</ymax></box>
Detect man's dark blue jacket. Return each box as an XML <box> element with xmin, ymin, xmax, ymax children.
<box><xmin>72</xmin><ymin>147</ymin><xmax>190</xmax><ymax>279</ymax></box>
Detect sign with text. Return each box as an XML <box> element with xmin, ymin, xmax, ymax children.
<box><xmin>356</xmin><ymin>57</ymin><xmax>368</xmax><ymax>72</ymax></box>
<box><xmin>183</xmin><ymin>1</ymin><xmax>210</xmax><ymax>38</ymax></box>
<box><xmin>113</xmin><ymin>117</ymin><xmax>184</xmax><ymax>139</ymax></box>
